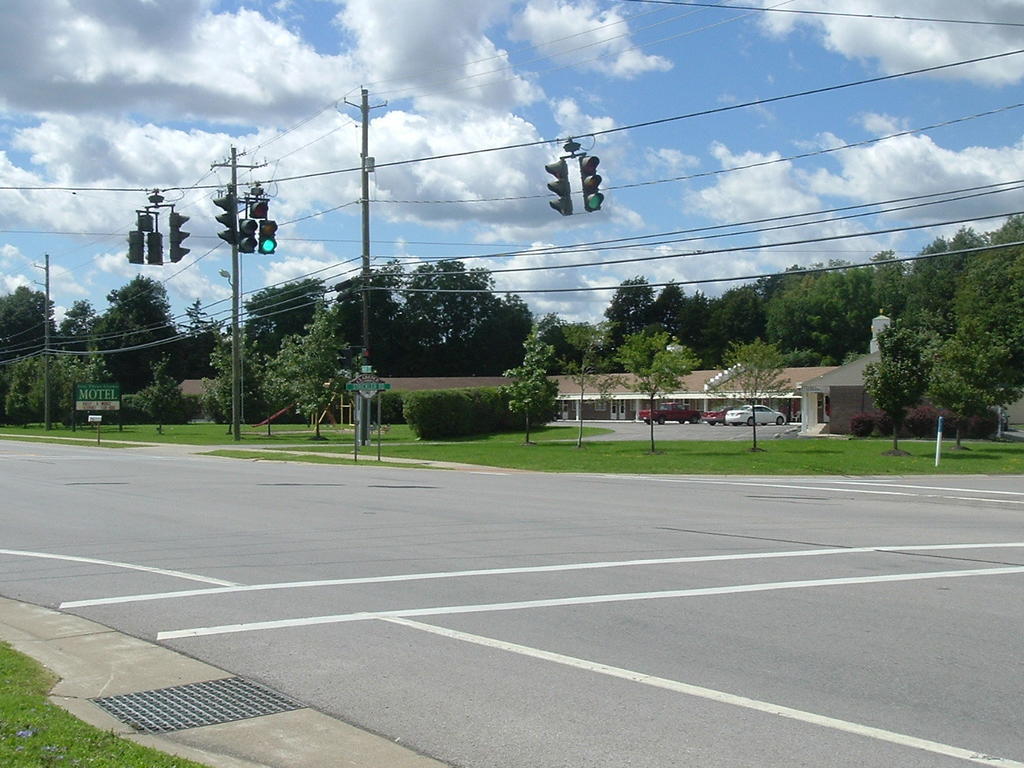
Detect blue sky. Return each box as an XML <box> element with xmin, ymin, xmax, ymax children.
<box><xmin>2</xmin><ymin>0</ymin><xmax>1023</xmax><ymax>333</ymax></box>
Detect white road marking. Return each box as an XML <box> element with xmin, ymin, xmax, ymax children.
<box><xmin>829</xmin><ymin>480</ymin><xmax>1024</xmax><ymax>496</ymax></box>
<box><xmin>156</xmin><ymin>564</ymin><xmax>1024</xmax><ymax>640</ymax></box>
<box><xmin>383</xmin><ymin>617</ymin><xmax>1024</xmax><ymax>768</ymax></box>
<box><xmin>642</xmin><ymin>477</ymin><xmax>1024</xmax><ymax>504</ymax></box>
<box><xmin>0</xmin><ymin>549</ymin><xmax>238</xmax><ymax>586</ymax></box>
<box><xmin>61</xmin><ymin>541</ymin><xmax>1024</xmax><ymax>608</ymax></box>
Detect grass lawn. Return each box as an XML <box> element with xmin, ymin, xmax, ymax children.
<box><xmin>1</xmin><ymin>423</ymin><xmax>1021</xmax><ymax>475</ymax></box>
<box><xmin>0</xmin><ymin>641</ymin><xmax>208</xmax><ymax>768</ymax></box>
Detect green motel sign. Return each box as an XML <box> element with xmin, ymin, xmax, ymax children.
<box><xmin>76</xmin><ymin>383</ymin><xmax>121</xmax><ymax>411</ymax></box>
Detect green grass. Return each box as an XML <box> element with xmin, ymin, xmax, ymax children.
<box><xmin>203</xmin><ymin>449</ymin><xmax>434</xmax><ymax>468</ymax></box>
<box><xmin>1</xmin><ymin>423</ymin><xmax>1022</xmax><ymax>475</ymax></box>
<box><xmin>275</xmin><ymin>437</ymin><xmax>1024</xmax><ymax>475</ymax></box>
<box><xmin>0</xmin><ymin>641</ymin><xmax>208</xmax><ymax>768</ymax></box>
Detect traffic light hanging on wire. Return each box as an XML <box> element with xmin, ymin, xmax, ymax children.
<box><xmin>258</xmin><ymin>220</ymin><xmax>278</xmax><ymax>254</ymax></box>
<box><xmin>238</xmin><ymin>218</ymin><xmax>258</xmax><ymax>254</ymax></box>
<box><xmin>146</xmin><ymin>231</ymin><xmax>163</xmax><ymax>265</ymax></box>
<box><xmin>214</xmin><ymin>193</ymin><xmax>238</xmax><ymax>245</ymax></box>
<box><xmin>579</xmin><ymin>155</ymin><xmax>604</xmax><ymax>213</ymax></box>
<box><xmin>127</xmin><ymin>230</ymin><xmax>144</xmax><ymax>264</ymax></box>
<box><xmin>168</xmin><ymin>211</ymin><xmax>190</xmax><ymax>262</ymax></box>
<box><xmin>546</xmin><ymin>159</ymin><xmax>573</xmax><ymax>216</ymax></box>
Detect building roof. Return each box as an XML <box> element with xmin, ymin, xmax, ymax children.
<box><xmin>799</xmin><ymin>353</ymin><xmax>879</xmax><ymax>392</ymax></box>
<box><xmin>550</xmin><ymin>367</ymin><xmax>837</xmax><ymax>398</ymax></box>
<box><xmin>383</xmin><ymin>376</ymin><xmax>512</xmax><ymax>391</ymax></box>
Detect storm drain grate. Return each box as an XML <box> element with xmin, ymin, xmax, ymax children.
<box><xmin>91</xmin><ymin>677</ymin><xmax>303</xmax><ymax>733</ymax></box>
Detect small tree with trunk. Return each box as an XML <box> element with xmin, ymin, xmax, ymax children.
<box><xmin>617</xmin><ymin>331</ymin><xmax>698</xmax><ymax>454</ymax></box>
<box><xmin>561</xmin><ymin>322</ymin><xmax>618</xmax><ymax>448</ymax></box>
<box><xmin>713</xmin><ymin>339</ymin><xmax>790</xmax><ymax>452</ymax></box>
<box><xmin>503</xmin><ymin>330</ymin><xmax>558</xmax><ymax>444</ymax></box>
<box><xmin>864</xmin><ymin>322</ymin><xmax>932</xmax><ymax>455</ymax></box>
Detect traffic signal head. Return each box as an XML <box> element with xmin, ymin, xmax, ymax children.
<box><xmin>146</xmin><ymin>231</ymin><xmax>163</xmax><ymax>265</ymax></box>
<box><xmin>545</xmin><ymin>159</ymin><xmax>573</xmax><ymax>216</ymax></box>
<box><xmin>258</xmin><ymin>220</ymin><xmax>278</xmax><ymax>254</ymax></box>
<box><xmin>579</xmin><ymin>155</ymin><xmax>603</xmax><ymax>212</ymax></box>
<box><xmin>214</xmin><ymin>194</ymin><xmax>237</xmax><ymax>245</ymax></box>
<box><xmin>238</xmin><ymin>218</ymin><xmax>258</xmax><ymax>254</ymax></box>
<box><xmin>249</xmin><ymin>200</ymin><xmax>269</xmax><ymax>219</ymax></box>
<box><xmin>136</xmin><ymin>212</ymin><xmax>154</xmax><ymax>232</ymax></box>
<box><xmin>168</xmin><ymin>211</ymin><xmax>191</xmax><ymax>263</ymax></box>
<box><xmin>128</xmin><ymin>230</ymin><xmax>144</xmax><ymax>264</ymax></box>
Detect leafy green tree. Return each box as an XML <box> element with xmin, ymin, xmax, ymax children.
<box><xmin>928</xmin><ymin>324</ymin><xmax>1021</xmax><ymax>448</ymax></box>
<box><xmin>617</xmin><ymin>331</ymin><xmax>698</xmax><ymax>454</ymax></box>
<box><xmin>715</xmin><ymin>339</ymin><xmax>791</xmax><ymax>452</ymax></box>
<box><xmin>334</xmin><ymin>262</ymin><xmax>404</xmax><ymax>373</ymax></box>
<box><xmin>179</xmin><ymin>299</ymin><xmax>220</xmax><ymax>380</ymax></box>
<box><xmin>245</xmin><ymin>278</ymin><xmax>325</xmax><ymax>359</ymax></box>
<box><xmin>649</xmin><ymin>283</ymin><xmax>685</xmax><ymax>337</ymax></box>
<box><xmin>561</xmin><ymin>322</ymin><xmax>617</xmax><ymax>448</ymax></box>
<box><xmin>136</xmin><ymin>356</ymin><xmax>185</xmax><ymax>433</ymax></box>
<box><xmin>864</xmin><ymin>323</ymin><xmax>933</xmax><ymax>455</ymax></box>
<box><xmin>675</xmin><ymin>290</ymin><xmax>713</xmax><ymax>367</ymax></box>
<box><xmin>92</xmin><ymin>276</ymin><xmax>176</xmax><ymax>393</ymax></box>
<box><xmin>3</xmin><ymin>357</ymin><xmax>43</xmax><ymax>424</ymax></box>
<box><xmin>52</xmin><ymin>353</ymin><xmax>109</xmax><ymax>427</ymax></box>
<box><xmin>0</xmin><ymin>286</ymin><xmax>49</xmax><ymax>363</ymax></box>
<box><xmin>57</xmin><ymin>300</ymin><xmax>97</xmax><ymax>352</ymax></box>
<box><xmin>273</xmin><ymin>305</ymin><xmax>345</xmax><ymax>440</ymax></box>
<box><xmin>904</xmin><ymin>228</ymin><xmax>983</xmax><ymax>335</ymax></box>
<box><xmin>703</xmin><ymin>285</ymin><xmax>765</xmax><ymax>366</ymax></box>
<box><xmin>604</xmin><ymin>276</ymin><xmax>655</xmax><ymax>352</ymax></box>
<box><xmin>502</xmin><ymin>330</ymin><xmax>558</xmax><ymax>444</ymax></box>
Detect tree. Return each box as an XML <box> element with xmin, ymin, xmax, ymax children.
<box><xmin>714</xmin><ymin>339</ymin><xmax>790</xmax><ymax>452</ymax></box>
<box><xmin>703</xmin><ymin>285</ymin><xmax>765</xmax><ymax>366</ymax></box>
<box><xmin>136</xmin><ymin>356</ymin><xmax>185</xmax><ymax>433</ymax></box>
<box><xmin>92</xmin><ymin>276</ymin><xmax>176</xmax><ymax>393</ymax></box>
<box><xmin>245</xmin><ymin>278</ymin><xmax>325</xmax><ymax>359</ymax></box>
<box><xmin>927</xmin><ymin>324</ymin><xmax>1021</xmax><ymax>448</ymax></box>
<box><xmin>0</xmin><ymin>286</ymin><xmax>49</xmax><ymax>364</ymax></box>
<box><xmin>272</xmin><ymin>305</ymin><xmax>345</xmax><ymax>440</ymax></box>
<box><xmin>648</xmin><ymin>283</ymin><xmax>685</xmax><ymax>336</ymax></box>
<box><xmin>58</xmin><ymin>300</ymin><xmax>97</xmax><ymax>352</ymax></box>
<box><xmin>616</xmin><ymin>331</ymin><xmax>698</xmax><ymax>454</ymax></box>
<box><xmin>52</xmin><ymin>353</ymin><xmax>109</xmax><ymax>427</ymax></box>
<box><xmin>502</xmin><ymin>330</ymin><xmax>558</xmax><ymax>444</ymax></box>
<box><xmin>561</xmin><ymin>322</ymin><xmax>617</xmax><ymax>448</ymax></box>
<box><xmin>604</xmin><ymin>276</ymin><xmax>655</xmax><ymax>352</ymax></box>
<box><xmin>179</xmin><ymin>299</ymin><xmax>220</xmax><ymax>380</ymax></box>
<box><xmin>864</xmin><ymin>323</ymin><xmax>932</xmax><ymax>455</ymax></box>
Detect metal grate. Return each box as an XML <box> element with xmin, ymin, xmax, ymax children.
<box><xmin>91</xmin><ymin>677</ymin><xmax>303</xmax><ymax>733</ymax></box>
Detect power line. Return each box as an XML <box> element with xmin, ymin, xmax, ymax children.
<box><xmin>618</xmin><ymin>1</ymin><xmax>1024</xmax><ymax>28</ymax></box>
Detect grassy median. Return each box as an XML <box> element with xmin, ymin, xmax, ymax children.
<box><xmin>0</xmin><ymin>641</ymin><xmax>208</xmax><ymax>768</ymax></box>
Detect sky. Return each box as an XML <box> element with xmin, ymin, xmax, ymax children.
<box><xmin>2</xmin><ymin>0</ymin><xmax>1024</xmax><ymax>335</ymax></box>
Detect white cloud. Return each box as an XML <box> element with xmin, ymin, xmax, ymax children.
<box><xmin>511</xmin><ymin>0</ymin><xmax>673</xmax><ymax>79</ymax></box>
<box><xmin>756</xmin><ymin>0</ymin><xmax>1024</xmax><ymax>85</ymax></box>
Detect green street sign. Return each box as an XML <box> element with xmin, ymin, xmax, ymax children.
<box><xmin>345</xmin><ymin>381</ymin><xmax>391</xmax><ymax>391</ymax></box>
<box><xmin>76</xmin><ymin>382</ymin><xmax>121</xmax><ymax>411</ymax></box>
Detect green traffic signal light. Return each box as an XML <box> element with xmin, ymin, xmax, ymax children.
<box><xmin>579</xmin><ymin>155</ymin><xmax>603</xmax><ymax>213</ymax></box>
<box><xmin>258</xmin><ymin>220</ymin><xmax>278</xmax><ymax>254</ymax></box>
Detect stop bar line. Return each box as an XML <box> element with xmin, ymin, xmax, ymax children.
<box><xmin>61</xmin><ymin>541</ymin><xmax>1024</xmax><ymax>608</ymax></box>
<box><xmin>156</xmin><ymin>564</ymin><xmax>1024</xmax><ymax>640</ymax></box>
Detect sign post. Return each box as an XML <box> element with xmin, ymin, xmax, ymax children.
<box><xmin>345</xmin><ymin>374</ymin><xmax>391</xmax><ymax>461</ymax></box>
<box><xmin>88</xmin><ymin>414</ymin><xmax>102</xmax><ymax>445</ymax></box>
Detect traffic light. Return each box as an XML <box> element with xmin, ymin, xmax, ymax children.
<box><xmin>128</xmin><ymin>230</ymin><xmax>144</xmax><ymax>264</ymax></box>
<box><xmin>579</xmin><ymin>155</ymin><xmax>604</xmax><ymax>212</ymax></box>
<box><xmin>168</xmin><ymin>211</ymin><xmax>190</xmax><ymax>263</ymax></box>
<box><xmin>214</xmin><ymin>193</ymin><xmax>237</xmax><ymax>245</ymax></box>
<box><xmin>249</xmin><ymin>200</ymin><xmax>269</xmax><ymax>219</ymax></box>
<box><xmin>146</xmin><ymin>231</ymin><xmax>163</xmax><ymax>265</ymax></box>
<box><xmin>258</xmin><ymin>220</ymin><xmax>278</xmax><ymax>254</ymax></box>
<box><xmin>238</xmin><ymin>218</ymin><xmax>258</xmax><ymax>253</ymax></box>
<box><xmin>546</xmin><ymin>159</ymin><xmax>573</xmax><ymax>216</ymax></box>
<box><xmin>136</xmin><ymin>211</ymin><xmax>154</xmax><ymax>232</ymax></box>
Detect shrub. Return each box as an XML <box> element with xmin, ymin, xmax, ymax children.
<box><xmin>903</xmin><ymin>404</ymin><xmax>953</xmax><ymax>438</ymax></box>
<box><xmin>849</xmin><ymin>412</ymin><xmax>875</xmax><ymax>437</ymax></box>
<box><xmin>378</xmin><ymin>391</ymin><xmax>406</xmax><ymax>424</ymax></box>
<box><xmin>403</xmin><ymin>387</ymin><xmax>515</xmax><ymax>439</ymax></box>
<box><xmin>964</xmin><ymin>412</ymin><xmax>998</xmax><ymax>439</ymax></box>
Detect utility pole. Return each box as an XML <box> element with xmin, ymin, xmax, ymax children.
<box><xmin>34</xmin><ymin>255</ymin><xmax>52</xmax><ymax>430</ymax></box>
<box><xmin>346</xmin><ymin>88</ymin><xmax>385</xmax><ymax>444</ymax></box>
<box><xmin>212</xmin><ymin>147</ymin><xmax>261</xmax><ymax>442</ymax></box>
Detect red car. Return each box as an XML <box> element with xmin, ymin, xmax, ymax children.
<box><xmin>702</xmin><ymin>408</ymin><xmax>728</xmax><ymax>425</ymax></box>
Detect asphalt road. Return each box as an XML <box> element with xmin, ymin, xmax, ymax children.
<box><xmin>2</xmin><ymin>439</ymin><xmax>1023</xmax><ymax>768</ymax></box>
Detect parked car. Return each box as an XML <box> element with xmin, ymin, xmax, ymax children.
<box><xmin>725</xmin><ymin>404</ymin><xmax>787</xmax><ymax>426</ymax></box>
<box><xmin>638</xmin><ymin>402</ymin><xmax>702</xmax><ymax>424</ymax></box>
<box><xmin>702</xmin><ymin>408</ymin><xmax>728</xmax><ymax>425</ymax></box>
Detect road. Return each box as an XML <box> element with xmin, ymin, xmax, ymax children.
<box><xmin>1</xmin><ymin>438</ymin><xmax>1022</xmax><ymax>768</ymax></box>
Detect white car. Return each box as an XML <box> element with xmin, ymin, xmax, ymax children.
<box><xmin>724</xmin><ymin>404</ymin><xmax>787</xmax><ymax>426</ymax></box>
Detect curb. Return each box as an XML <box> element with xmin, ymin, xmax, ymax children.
<box><xmin>0</xmin><ymin>597</ymin><xmax>447</xmax><ymax>768</ymax></box>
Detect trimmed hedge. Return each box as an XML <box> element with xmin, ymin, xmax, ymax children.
<box><xmin>402</xmin><ymin>387</ymin><xmax>517</xmax><ymax>439</ymax></box>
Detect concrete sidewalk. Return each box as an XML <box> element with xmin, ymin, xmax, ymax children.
<box><xmin>0</xmin><ymin>597</ymin><xmax>448</xmax><ymax>768</ymax></box>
